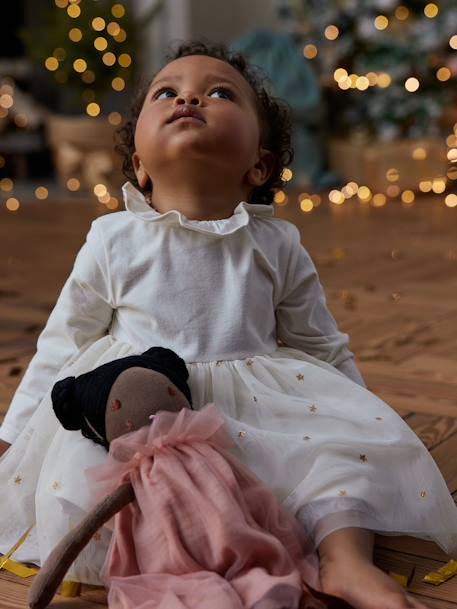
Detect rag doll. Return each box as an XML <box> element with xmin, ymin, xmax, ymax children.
<box><xmin>28</xmin><ymin>347</ymin><xmax>353</xmax><ymax>609</ymax></box>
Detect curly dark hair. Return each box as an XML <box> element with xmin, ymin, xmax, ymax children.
<box><xmin>115</xmin><ymin>39</ymin><xmax>294</xmax><ymax>205</ymax></box>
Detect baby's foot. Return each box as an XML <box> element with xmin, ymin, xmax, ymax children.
<box><xmin>319</xmin><ymin>557</ymin><xmax>430</xmax><ymax>609</ymax></box>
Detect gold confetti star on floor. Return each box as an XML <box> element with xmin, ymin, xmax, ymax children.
<box><xmin>14</xmin><ymin>475</ymin><xmax>22</xmax><ymax>484</ymax></box>
<box><xmin>420</xmin><ymin>490</ymin><xmax>427</xmax><ymax>498</ymax></box>
<box><xmin>359</xmin><ymin>454</ymin><xmax>367</xmax><ymax>463</ymax></box>
<box><xmin>216</xmin><ymin>361</ymin><xmax>223</xmax><ymax>366</ymax></box>
<box><xmin>238</xmin><ymin>431</ymin><xmax>246</xmax><ymax>438</ymax></box>
<box><xmin>296</xmin><ymin>373</ymin><xmax>304</xmax><ymax>381</ymax></box>
<box><xmin>309</xmin><ymin>404</ymin><xmax>317</xmax><ymax>413</ymax></box>
<box><xmin>52</xmin><ymin>481</ymin><xmax>61</xmax><ymax>490</ymax></box>
<box><xmin>246</xmin><ymin>359</ymin><xmax>254</xmax><ymax>366</ymax></box>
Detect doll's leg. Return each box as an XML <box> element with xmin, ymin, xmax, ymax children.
<box><xmin>318</xmin><ymin>527</ymin><xmax>430</xmax><ymax>609</ymax></box>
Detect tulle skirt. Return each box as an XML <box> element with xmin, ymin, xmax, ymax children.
<box><xmin>0</xmin><ymin>334</ymin><xmax>456</xmax><ymax>585</ymax></box>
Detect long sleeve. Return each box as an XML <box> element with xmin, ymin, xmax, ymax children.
<box><xmin>275</xmin><ymin>224</ymin><xmax>366</xmax><ymax>388</ymax></box>
<box><xmin>0</xmin><ymin>219</ymin><xmax>115</xmax><ymax>444</ymax></box>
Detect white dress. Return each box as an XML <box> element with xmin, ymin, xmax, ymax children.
<box><xmin>0</xmin><ymin>182</ymin><xmax>456</xmax><ymax>585</ymax></box>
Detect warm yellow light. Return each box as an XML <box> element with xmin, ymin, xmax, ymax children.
<box><xmin>387</xmin><ymin>185</ymin><xmax>400</xmax><ymax>197</ymax></box>
<box><xmin>86</xmin><ymin>102</ymin><xmax>101</xmax><ymax>117</ymax></box>
<box><xmin>450</xmin><ymin>35</ymin><xmax>457</xmax><ymax>50</ymax></box>
<box><xmin>94</xmin><ymin>183</ymin><xmax>107</xmax><ymax>197</ymax></box>
<box><xmin>333</xmin><ymin>68</ymin><xmax>348</xmax><ymax>83</ymax></box>
<box><xmin>419</xmin><ymin>181</ymin><xmax>432</xmax><ymax>192</ymax></box>
<box><xmin>0</xmin><ymin>94</ymin><xmax>13</xmax><ymax>109</ymax></box>
<box><xmin>412</xmin><ymin>147</ymin><xmax>427</xmax><ymax>160</ymax></box>
<box><xmin>69</xmin><ymin>27</ymin><xmax>82</xmax><ymax>42</ymax></box>
<box><xmin>274</xmin><ymin>190</ymin><xmax>286</xmax><ymax>205</ymax></box>
<box><xmin>35</xmin><ymin>187</ymin><xmax>49</xmax><ymax>200</ymax></box>
<box><xmin>436</xmin><ymin>67</ymin><xmax>451</xmax><ymax>81</ymax></box>
<box><xmin>405</xmin><ymin>77</ymin><xmax>420</xmax><ymax>92</ymax></box>
<box><xmin>447</xmin><ymin>166</ymin><xmax>457</xmax><ymax>180</ymax></box>
<box><xmin>445</xmin><ymin>194</ymin><xmax>457</xmax><ymax>207</ymax></box>
<box><xmin>447</xmin><ymin>148</ymin><xmax>457</xmax><ymax>162</ymax></box>
<box><xmin>53</xmin><ymin>48</ymin><xmax>66</xmax><ymax>61</ymax></box>
<box><xmin>355</xmin><ymin>76</ymin><xmax>370</xmax><ymax>90</ymax></box>
<box><xmin>55</xmin><ymin>0</ymin><xmax>68</xmax><ymax>7</ymax></box>
<box><xmin>5</xmin><ymin>197</ymin><xmax>20</xmax><ymax>211</ymax></box>
<box><xmin>303</xmin><ymin>45</ymin><xmax>318</xmax><ymax>59</ymax></box>
<box><xmin>14</xmin><ymin>114</ymin><xmax>28</xmax><ymax>128</ymax></box>
<box><xmin>374</xmin><ymin>15</ymin><xmax>389</xmax><ymax>30</ymax></box>
<box><xmin>111</xmin><ymin>77</ymin><xmax>125</xmax><ymax>91</ymax></box>
<box><xmin>66</xmin><ymin>178</ymin><xmax>80</xmax><ymax>191</ymax></box>
<box><xmin>432</xmin><ymin>178</ymin><xmax>446</xmax><ymax>193</ymax></box>
<box><xmin>114</xmin><ymin>29</ymin><xmax>127</xmax><ymax>43</ymax></box>
<box><xmin>401</xmin><ymin>190</ymin><xmax>415</xmax><ymax>203</ymax></box>
<box><xmin>102</xmin><ymin>52</ymin><xmax>116</xmax><ymax>66</ymax></box>
<box><xmin>357</xmin><ymin>186</ymin><xmax>372</xmax><ymax>201</ymax></box>
<box><xmin>111</xmin><ymin>3</ymin><xmax>125</xmax><ymax>18</ymax></box>
<box><xmin>281</xmin><ymin>168</ymin><xmax>293</xmax><ymax>182</ymax></box>
<box><xmin>386</xmin><ymin>168</ymin><xmax>400</xmax><ymax>182</ymax></box>
<box><xmin>424</xmin><ymin>3</ymin><xmax>439</xmax><ymax>18</ymax></box>
<box><xmin>73</xmin><ymin>58</ymin><xmax>87</xmax><ymax>73</ymax></box>
<box><xmin>92</xmin><ymin>17</ymin><xmax>106</xmax><ymax>31</ymax></box>
<box><xmin>366</xmin><ymin>72</ymin><xmax>378</xmax><ymax>86</ymax></box>
<box><xmin>118</xmin><ymin>53</ymin><xmax>132</xmax><ymax>67</ymax></box>
<box><xmin>108</xmin><ymin>111</ymin><xmax>122</xmax><ymax>126</ymax></box>
<box><xmin>324</xmin><ymin>25</ymin><xmax>339</xmax><ymax>40</ymax></box>
<box><xmin>98</xmin><ymin>192</ymin><xmax>111</xmax><ymax>204</ymax></box>
<box><xmin>377</xmin><ymin>73</ymin><xmax>392</xmax><ymax>88</ymax></box>
<box><xmin>0</xmin><ymin>178</ymin><xmax>14</xmax><ymax>191</ymax></box>
<box><xmin>106</xmin><ymin>197</ymin><xmax>119</xmax><ymax>210</ymax></box>
<box><xmin>45</xmin><ymin>57</ymin><xmax>59</xmax><ymax>71</ymax></box>
<box><xmin>329</xmin><ymin>190</ymin><xmax>344</xmax><ymax>205</ymax></box>
<box><xmin>395</xmin><ymin>5</ymin><xmax>409</xmax><ymax>20</ymax></box>
<box><xmin>107</xmin><ymin>22</ymin><xmax>121</xmax><ymax>36</ymax></box>
<box><xmin>345</xmin><ymin>182</ymin><xmax>359</xmax><ymax>196</ymax></box>
<box><xmin>300</xmin><ymin>198</ymin><xmax>314</xmax><ymax>213</ymax></box>
<box><xmin>338</xmin><ymin>78</ymin><xmax>351</xmax><ymax>90</ymax></box>
<box><xmin>67</xmin><ymin>4</ymin><xmax>80</xmax><ymax>17</ymax></box>
<box><xmin>94</xmin><ymin>37</ymin><xmax>108</xmax><ymax>51</ymax></box>
<box><xmin>311</xmin><ymin>194</ymin><xmax>321</xmax><ymax>207</ymax></box>
<box><xmin>81</xmin><ymin>70</ymin><xmax>95</xmax><ymax>84</ymax></box>
<box><xmin>372</xmin><ymin>193</ymin><xmax>387</xmax><ymax>207</ymax></box>
<box><xmin>446</xmin><ymin>134</ymin><xmax>457</xmax><ymax>147</ymax></box>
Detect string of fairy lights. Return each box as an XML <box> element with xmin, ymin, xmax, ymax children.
<box><xmin>0</xmin><ymin>0</ymin><xmax>456</xmax><ymax>213</ymax></box>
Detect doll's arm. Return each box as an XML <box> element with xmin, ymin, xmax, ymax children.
<box><xmin>28</xmin><ymin>481</ymin><xmax>134</xmax><ymax>609</ymax></box>
<box><xmin>0</xmin><ymin>219</ymin><xmax>115</xmax><ymax>445</ymax></box>
<box><xmin>275</xmin><ymin>225</ymin><xmax>366</xmax><ymax>388</ymax></box>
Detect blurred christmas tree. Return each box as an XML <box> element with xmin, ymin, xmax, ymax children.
<box><xmin>20</xmin><ymin>0</ymin><xmax>163</xmax><ymax>116</ymax></box>
<box><xmin>278</xmin><ymin>0</ymin><xmax>457</xmax><ymax>141</ymax></box>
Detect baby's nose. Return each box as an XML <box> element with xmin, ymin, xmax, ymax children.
<box><xmin>176</xmin><ymin>91</ymin><xmax>201</xmax><ymax>105</ymax></box>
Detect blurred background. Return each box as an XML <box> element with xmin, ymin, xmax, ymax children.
<box><xmin>0</xmin><ymin>0</ymin><xmax>456</xmax><ymax>209</ymax></box>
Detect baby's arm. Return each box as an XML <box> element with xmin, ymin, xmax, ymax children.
<box><xmin>275</xmin><ymin>224</ymin><xmax>366</xmax><ymax>388</ymax></box>
<box><xmin>0</xmin><ymin>219</ymin><xmax>115</xmax><ymax>449</ymax></box>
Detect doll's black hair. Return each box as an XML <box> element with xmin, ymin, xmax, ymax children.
<box><xmin>114</xmin><ymin>38</ymin><xmax>294</xmax><ymax>206</ymax></box>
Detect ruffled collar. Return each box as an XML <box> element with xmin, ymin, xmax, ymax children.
<box><xmin>122</xmin><ymin>182</ymin><xmax>274</xmax><ymax>237</ymax></box>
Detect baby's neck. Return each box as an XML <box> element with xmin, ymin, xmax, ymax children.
<box><xmin>149</xmin><ymin>182</ymin><xmax>251</xmax><ymax>221</ymax></box>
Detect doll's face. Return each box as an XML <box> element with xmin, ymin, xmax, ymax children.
<box><xmin>105</xmin><ymin>367</ymin><xmax>191</xmax><ymax>443</ymax></box>
<box><xmin>132</xmin><ymin>54</ymin><xmax>268</xmax><ymax>191</ymax></box>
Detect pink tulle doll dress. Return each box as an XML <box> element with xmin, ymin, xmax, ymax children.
<box><xmin>85</xmin><ymin>403</ymin><xmax>341</xmax><ymax>609</ymax></box>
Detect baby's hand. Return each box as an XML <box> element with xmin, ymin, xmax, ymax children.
<box><xmin>0</xmin><ymin>439</ymin><xmax>11</xmax><ymax>458</ymax></box>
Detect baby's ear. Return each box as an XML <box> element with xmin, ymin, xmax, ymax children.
<box><xmin>246</xmin><ymin>147</ymin><xmax>276</xmax><ymax>188</ymax></box>
<box><xmin>132</xmin><ymin>151</ymin><xmax>150</xmax><ymax>189</ymax></box>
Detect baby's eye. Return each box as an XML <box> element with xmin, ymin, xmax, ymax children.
<box><xmin>209</xmin><ymin>87</ymin><xmax>233</xmax><ymax>100</ymax></box>
<box><xmin>155</xmin><ymin>88</ymin><xmax>176</xmax><ymax>100</ymax></box>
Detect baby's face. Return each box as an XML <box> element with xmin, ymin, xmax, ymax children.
<box><xmin>132</xmin><ymin>54</ymin><xmax>263</xmax><ymax>191</ymax></box>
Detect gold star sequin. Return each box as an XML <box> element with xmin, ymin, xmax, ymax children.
<box><xmin>52</xmin><ymin>481</ymin><xmax>61</xmax><ymax>490</ymax></box>
<box><xmin>238</xmin><ymin>431</ymin><xmax>246</xmax><ymax>438</ymax></box>
<box><xmin>253</xmin><ymin>396</ymin><xmax>258</xmax><ymax>402</ymax></box>
<box><xmin>359</xmin><ymin>454</ymin><xmax>367</xmax><ymax>463</ymax></box>
<box><xmin>296</xmin><ymin>373</ymin><xmax>304</xmax><ymax>381</ymax></box>
<box><xmin>309</xmin><ymin>404</ymin><xmax>317</xmax><ymax>413</ymax></box>
<box><xmin>420</xmin><ymin>490</ymin><xmax>427</xmax><ymax>498</ymax></box>
<box><xmin>14</xmin><ymin>475</ymin><xmax>22</xmax><ymax>484</ymax></box>
<box><xmin>303</xmin><ymin>436</ymin><xmax>311</xmax><ymax>441</ymax></box>
<box><xmin>246</xmin><ymin>359</ymin><xmax>254</xmax><ymax>366</ymax></box>
<box><xmin>375</xmin><ymin>417</ymin><xmax>383</xmax><ymax>420</ymax></box>
<box><xmin>338</xmin><ymin>490</ymin><xmax>347</xmax><ymax>496</ymax></box>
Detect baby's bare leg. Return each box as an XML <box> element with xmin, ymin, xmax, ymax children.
<box><xmin>317</xmin><ymin>527</ymin><xmax>430</xmax><ymax>609</ymax></box>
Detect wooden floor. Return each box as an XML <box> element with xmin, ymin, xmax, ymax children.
<box><xmin>0</xmin><ymin>190</ymin><xmax>456</xmax><ymax>607</ymax></box>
